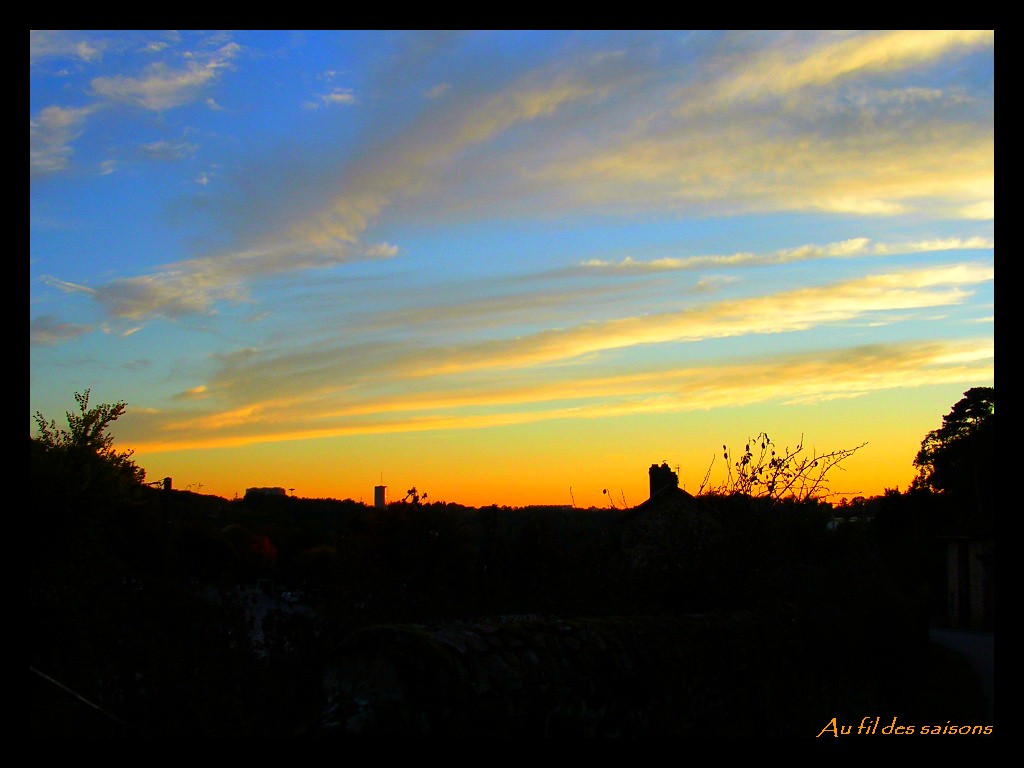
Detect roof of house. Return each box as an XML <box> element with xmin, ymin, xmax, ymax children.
<box><xmin>627</xmin><ymin>484</ymin><xmax>705</xmax><ymax>518</ymax></box>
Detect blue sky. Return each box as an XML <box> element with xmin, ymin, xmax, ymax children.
<box><xmin>30</xmin><ymin>30</ymin><xmax>994</xmax><ymax>505</ymax></box>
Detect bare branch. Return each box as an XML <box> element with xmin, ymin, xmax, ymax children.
<box><xmin>703</xmin><ymin>431</ymin><xmax>866</xmax><ymax>501</ymax></box>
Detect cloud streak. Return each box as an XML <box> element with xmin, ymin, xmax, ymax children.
<box><xmin>411</xmin><ymin>263</ymin><xmax>993</xmax><ymax>376</ymax></box>
<box><xmin>289</xmin><ymin>65</ymin><xmax>614</xmax><ymax>252</ymax></box>
<box><xmin>40</xmin><ymin>235</ymin><xmax>401</xmax><ymax>321</ymax></box>
<box><xmin>693</xmin><ymin>30</ymin><xmax>993</xmax><ymax>108</ymax></box>
<box><xmin>30</xmin><ymin>315</ymin><xmax>92</xmax><ymax>345</ymax></box>
<box><xmin>526</xmin><ymin>115</ymin><xmax>992</xmax><ymax>221</ymax></box>
<box><xmin>578</xmin><ymin>236</ymin><xmax>995</xmax><ymax>274</ymax></box>
<box><xmin>449</xmin><ymin>31</ymin><xmax>994</xmax><ymax>223</ymax></box>
<box><xmin>123</xmin><ymin>336</ymin><xmax>993</xmax><ymax>453</ymax></box>
<box><xmin>39</xmin><ymin>57</ymin><xmax>620</xmax><ymax>326</ymax></box>
<box><xmin>115</xmin><ymin>261</ymin><xmax>993</xmax><ymax>448</ymax></box>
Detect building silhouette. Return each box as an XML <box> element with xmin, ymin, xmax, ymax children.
<box><xmin>245</xmin><ymin>486</ymin><xmax>287</xmax><ymax>497</ymax></box>
<box><xmin>648</xmin><ymin>462</ymin><xmax>679</xmax><ymax>500</ymax></box>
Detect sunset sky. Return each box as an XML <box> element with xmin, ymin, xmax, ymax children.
<box><xmin>30</xmin><ymin>30</ymin><xmax>994</xmax><ymax>507</ymax></box>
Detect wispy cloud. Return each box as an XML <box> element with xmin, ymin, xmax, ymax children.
<box><xmin>138</xmin><ymin>140</ymin><xmax>198</xmax><ymax>160</ymax></box>
<box><xmin>126</xmin><ymin>261</ymin><xmax>992</xmax><ymax>432</ymax></box>
<box><xmin>30</xmin><ymin>314</ymin><xmax>92</xmax><ymax>345</ymax></box>
<box><xmin>31</xmin><ymin>33</ymin><xmax>236</xmax><ymax>176</ymax></box>
<box><xmin>44</xmin><ymin>60</ymin><xmax>617</xmax><ymax>325</ymax></box>
<box><xmin>30</xmin><ymin>30</ymin><xmax>105</xmax><ymax>64</ymax></box>
<box><xmin>42</xmin><ymin>267</ymin><xmax>240</xmax><ymax>320</ymax></box>
<box><xmin>289</xmin><ymin>67</ymin><xmax>613</xmax><ymax>252</ymax></box>
<box><xmin>304</xmin><ymin>86</ymin><xmax>357</xmax><ymax>110</ymax></box>
<box><xmin>424</xmin><ymin>82</ymin><xmax>451</xmax><ymax>99</ymax></box>
<box><xmin>407</xmin><ymin>263</ymin><xmax>993</xmax><ymax>377</ymax></box>
<box><xmin>175</xmin><ymin>385</ymin><xmax>210</xmax><ymax>400</ymax></box>
<box><xmin>90</xmin><ymin>39</ymin><xmax>240</xmax><ymax>111</ymax></box>
<box><xmin>869</xmin><ymin>237</ymin><xmax>993</xmax><ymax>256</ymax></box>
<box><xmin>579</xmin><ymin>236</ymin><xmax>994</xmax><ymax>274</ymax></box>
<box><xmin>45</xmin><ymin>32</ymin><xmax>992</xmax><ymax>332</ymax></box>
<box><xmin>356</xmin><ymin>281</ymin><xmax>637</xmax><ymax>335</ymax></box>
<box><xmin>959</xmin><ymin>200</ymin><xmax>994</xmax><ymax>220</ymax></box>
<box><xmin>691</xmin><ymin>30</ymin><xmax>992</xmax><ymax>108</ymax></box>
<box><xmin>526</xmin><ymin>116</ymin><xmax>992</xmax><ymax>222</ymax></box>
<box><xmin>361</xmin><ymin>242</ymin><xmax>399</xmax><ymax>259</ymax></box>
<box><xmin>446</xmin><ymin>31</ymin><xmax>994</xmax><ymax>224</ymax></box>
<box><xmin>123</xmin><ymin>336</ymin><xmax>993</xmax><ymax>453</ymax></box>
<box><xmin>38</xmin><ymin>231</ymin><xmax>403</xmax><ymax>321</ymax></box>
<box><xmin>140</xmin><ymin>40</ymin><xmax>172</xmax><ymax>54</ymax></box>
<box><xmin>30</xmin><ymin>104</ymin><xmax>99</xmax><ymax>175</ymax></box>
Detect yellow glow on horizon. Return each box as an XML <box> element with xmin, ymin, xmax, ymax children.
<box><xmin>134</xmin><ymin>385</ymin><xmax>964</xmax><ymax>509</ymax></box>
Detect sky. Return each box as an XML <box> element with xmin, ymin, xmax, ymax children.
<box><xmin>30</xmin><ymin>30</ymin><xmax>994</xmax><ymax>507</ymax></box>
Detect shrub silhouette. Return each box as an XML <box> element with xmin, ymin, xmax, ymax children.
<box><xmin>32</xmin><ymin>389</ymin><xmax>145</xmax><ymax>519</ymax></box>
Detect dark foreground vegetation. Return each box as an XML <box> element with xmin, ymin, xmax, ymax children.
<box><xmin>31</xmin><ymin>389</ymin><xmax>993</xmax><ymax>737</ymax></box>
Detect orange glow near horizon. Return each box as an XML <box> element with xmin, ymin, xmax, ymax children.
<box><xmin>128</xmin><ymin>384</ymin><xmax>958</xmax><ymax>508</ymax></box>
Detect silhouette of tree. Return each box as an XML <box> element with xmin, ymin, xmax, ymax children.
<box><xmin>701</xmin><ymin>431</ymin><xmax>865</xmax><ymax>501</ymax></box>
<box><xmin>404</xmin><ymin>487</ymin><xmax>427</xmax><ymax>505</ymax></box>
<box><xmin>31</xmin><ymin>390</ymin><xmax>148</xmax><ymax>538</ymax></box>
<box><xmin>33</xmin><ymin>389</ymin><xmax>145</xmax><ymax>487</ymax></box>
<box><xmin>912</xmin><ymin>387</ymin><xmax>993</xmax><ymax>521</ymax></box>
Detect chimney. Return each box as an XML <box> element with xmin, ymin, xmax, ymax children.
<box><xmin>649</xmin><ymin>462</ymin><xmax>678</xmax><ymax>500</ymax></box>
